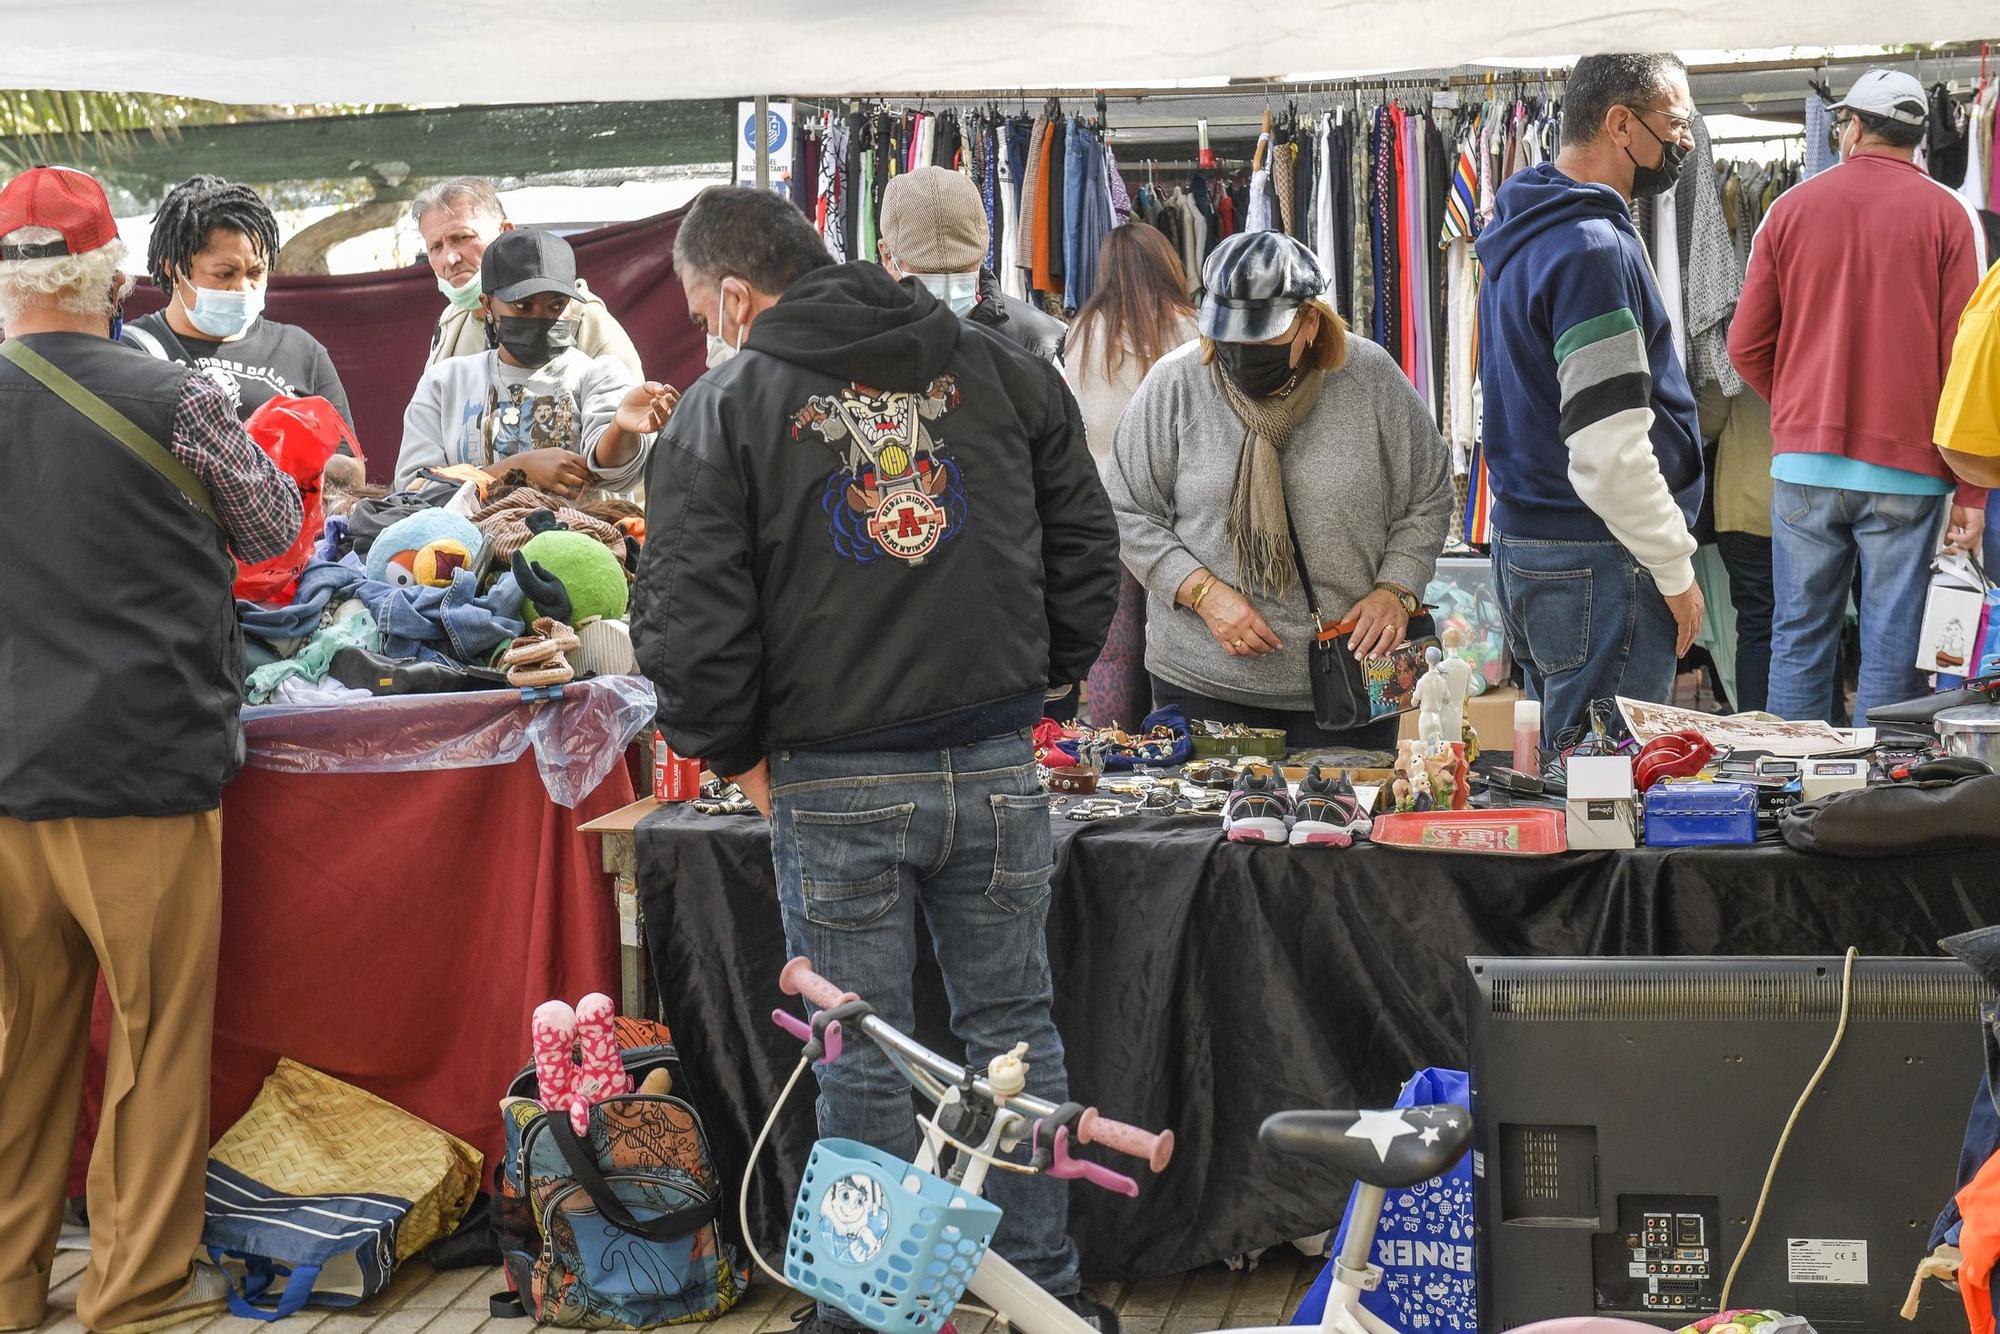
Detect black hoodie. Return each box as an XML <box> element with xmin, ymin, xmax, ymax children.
<box><xmin>631</xmin><ymin>262</ymin><xmax>1119</xmax><ymax>776</ymax></box>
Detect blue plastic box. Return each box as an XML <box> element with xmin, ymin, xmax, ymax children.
<box><xmin>1642</xmin><ymin>780</ymin><xmax>1758</xmax><ymax>847</ymax></box>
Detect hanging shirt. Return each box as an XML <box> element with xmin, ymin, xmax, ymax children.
<box><xmin>1246</xmin><ymin>133</ymin><xmax>1275</xmax><ymax>232</ymax></box>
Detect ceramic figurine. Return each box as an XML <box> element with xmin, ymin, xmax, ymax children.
<box><xmin>1440</xmin><ymin>654</ymin><xmax>1473</xmax><ymax>747</ymax></box>
<box><xmin>1415</xmin><ymin>646</ymin><xmax>1452</xmax><ymax>752</ymax></box>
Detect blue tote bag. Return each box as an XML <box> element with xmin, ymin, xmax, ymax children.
<box><xmin>1289</xmin><ymin>1068</ymin><xmax>1477</xmax><ymax>1332</ymax></box>
<box><xmin>204</xmin><ymin>1161</ymin><xmax>409</xmax><ymax>1321</ymax></box>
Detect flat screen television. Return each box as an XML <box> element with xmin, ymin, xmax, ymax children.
<box><xmin>1467</xmin><ymin>956</ymin><xmax>1991</xmax><ymax>1331</ymax></box>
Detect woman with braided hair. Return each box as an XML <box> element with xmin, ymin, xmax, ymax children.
<box><xmin>123</xmin><ymin>174</ymin><xmax>355</xmax><ymax>438</ymax></box>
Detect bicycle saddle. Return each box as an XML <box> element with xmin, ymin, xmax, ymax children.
<box><xmin>1258</xmin><ymin>1105</ymin><xmax>1473</xmax><ymax>1190</ymax></box>
<box><xmin>1869</xmin><ymin>684</ymin><xmax>1997</xmax><ymax>736</ymax></box>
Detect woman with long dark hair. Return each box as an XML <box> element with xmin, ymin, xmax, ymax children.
<box><xmin>1062</xmin><ymin>222</ymin><xmax>1197</xmax><ymax>729</ymax></box>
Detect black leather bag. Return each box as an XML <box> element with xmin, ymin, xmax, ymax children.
<box><xmin>1282</xmin><ymin>492</ymin><xmax>1438</xmax><ymax>733</ymax></box>
<box><xmin>1781</xmin><ymin>767</ymin><xmax>2000</xmax><ymax>856</ymax></box>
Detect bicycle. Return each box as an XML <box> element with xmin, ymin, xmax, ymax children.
<box><xmin>742</xmin><ymin>957</ymin><xmax>1478</xmax><ymax>1334</ymax></box>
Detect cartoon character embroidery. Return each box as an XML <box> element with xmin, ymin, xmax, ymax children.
<box><xmin>791</xmin><ymin>376</ymin><xmax>968</xmax><ymax>565</ymax></box>
<box><xmin>818</xmin><ymin>1173</ymin><xmax>890</xmax><ymax>1266</ymax></box>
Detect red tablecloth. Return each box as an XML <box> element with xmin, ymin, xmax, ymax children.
<box><xmin>71</xmin><ymin>753</ymin><xmax>629</xmax><ymax>1192</ymax></box>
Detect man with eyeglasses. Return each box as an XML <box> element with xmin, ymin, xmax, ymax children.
<box><xmin>1730</xmin><ymin>68</ymin><xmax>1989</xmax><ymax>723</ymax></box>
<box><xmin>1476</xmin><ymin>53</ymin><xmax>1706</xmax><ymax>754</ymax></box>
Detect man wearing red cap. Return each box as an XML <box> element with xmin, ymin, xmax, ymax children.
<box><xmin>0</xmin><ymin>166</ymin><xmax>302</xmax><ymax>1334</ymax></box>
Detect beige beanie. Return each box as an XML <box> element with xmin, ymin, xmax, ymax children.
<box><xmin>879</xmin><ymin>167</ymin><xmax>990</xmax><ymax>273</ymax></box>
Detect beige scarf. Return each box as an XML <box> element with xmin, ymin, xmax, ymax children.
<box><xmin>1213</xmin><ymin>361</ymin><xmax>1324</xmax><ymax>600</ymax></box>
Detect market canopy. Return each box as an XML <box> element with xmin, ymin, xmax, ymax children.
<box><xmin>2</xmin><ymin>1</ymin><xmax>1987</xmax><ymax>102</ymax></box>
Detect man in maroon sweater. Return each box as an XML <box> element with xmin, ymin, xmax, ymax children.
<box><xmin>1729</xmin><ymin>68</ymin><xmax>1989</xmax><ymax>723</ymax></box>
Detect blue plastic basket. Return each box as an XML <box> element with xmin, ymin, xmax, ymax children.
<box><xmin>786</xmin><ymin>1138</ymin><xmax>1003</xmax><ymax>1334</ymax></box>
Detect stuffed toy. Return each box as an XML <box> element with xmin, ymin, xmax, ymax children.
<box><xmin>365</xmin><ymin>509</ymin><xmax>484</xmax><ymax>588</ymax></box>
<box><xmin>529</xmin><ymin>992</ymin><xmax>633</xmax><ymax>1136</ymax></box>
<box><xmin>511</xmin><ymin>514</ymin><xmax>639</xmax><ymax>675</ymax></box>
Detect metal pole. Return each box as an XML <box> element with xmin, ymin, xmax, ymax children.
<box><xmin>754</xmin><ymin>93</ymin><xmax>770</xmax><ymax>191</ymax></box>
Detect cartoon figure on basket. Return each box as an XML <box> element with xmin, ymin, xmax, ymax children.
<box><xmin>532</xmin><ymin>993</ymin><xmax>632</xmax><ymax>1135</ymax></box>
<box><xmin>819</xmin><ymin>1172</ymin><xmax>891</xmax><ymax>1265</ymax></box>
<box><xmin>790</xmin><ymin>376</ymin><xmax>969</xmax><ymax>566</ymax></box>
<box><xmin>1938</xmin><ymin>617</ymin><xmax>1969</xmax><ymax>670</ymax></box>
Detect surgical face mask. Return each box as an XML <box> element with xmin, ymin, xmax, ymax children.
<box><xmin>706</xmin><ymin>281</ymin><xmax>747</xmax><ymax>369</ymax></box>
<box><xmin>1623</xmin><ymin>111</ymin><xmax>1689</xmax><ymax>199</ymax></box>
<box><xmin>491</xmin><ymin>315</ymin><xmax>576</xmax><ymax>368</ymax></box>
<box><xmin>438</xmin><ymin>270</ymin><xmax>483</xmax><ymax>313</ymax></box>
<box><xmin>1215</xmin><ymin>340</ymin><xmax>1298</xmax><ymax>397</ymax></box>
<box><xmin>913</xmin><ymin>271</ymin><xmax>981</xmax><ymax>318</ymax></box>
<box><xmin>182</xmin><ymin>283</ymin><xmax>265</xmax><ymax>339</ymax></box>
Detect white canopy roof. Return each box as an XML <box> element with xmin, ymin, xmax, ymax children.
<box><xmin>0</xmin><ymin>2</ymin><xmax>1986</xmax><ymax>103</ymax></box>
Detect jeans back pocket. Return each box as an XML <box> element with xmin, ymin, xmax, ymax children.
<box><xmin>987</xmin><ymin>791</ymin><xmax>1055</xmax><ymax>911</ymax></box>
<box><xmin>1502</xmin><ymin>562</ymin><xmax>1593</xmax><ymax>676</ymax></box>
<box><xmin>790</xmin><ymin>803</ymin><xmax>916</xmax><ymax>930</ymax></box>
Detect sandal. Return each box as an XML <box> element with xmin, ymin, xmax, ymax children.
<box><xmin>501</xmin><ymin>616</ymin><xmax>582</xmax><ymax>687</ymax></box>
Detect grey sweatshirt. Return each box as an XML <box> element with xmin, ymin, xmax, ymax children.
<box><xmin>1107</xmin><ymin>336</ymin><xmax>1453</xmax><ymax>709</ymax></box>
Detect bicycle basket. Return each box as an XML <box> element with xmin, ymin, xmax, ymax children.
<box><xmin>785</xmin><ymin>1138</ymin><xmax>1003</xmax><ymax>1334</ymax></box>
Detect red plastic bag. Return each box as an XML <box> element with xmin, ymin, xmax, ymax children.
<box><xmin>233</xmin><ymin>396</ymin><xmax>361</xmax><ymax>604</ymax></box>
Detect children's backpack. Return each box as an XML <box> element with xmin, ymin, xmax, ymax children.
<box><xmin>492</xmin><ymin>1017</ymin><xmax>747</xmax><ymax>1328</ymax></box>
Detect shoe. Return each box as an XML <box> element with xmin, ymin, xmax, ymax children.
<box><xmin>1058</xmin><ymin>1294</ymin><xmax>1120</xmax><ymax>1334</ymax></box>
<box><xmin>1289</xmin><ymin>765</ymin><xmax>1372</xmax><ymax>847</ymax></box>
<box><xmin>327</xmin><ymin>646</ymin><xmax>473</xmax><ymax>696</ymax></box>
<box><xmin>102</xmin><ymin>1263</ymin><xmax>231</xmax><ymax>1334</ymax></box>
<box><xmin>1222</xmin><ymin>768</ymin><xmax>1293</xmax><ymax>844</ymax></box>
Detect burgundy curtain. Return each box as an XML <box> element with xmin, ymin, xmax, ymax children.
<box><xmin>127</xmin><ymin>206</ymin><xmax>705</xmax><ymax>480</ymax></box>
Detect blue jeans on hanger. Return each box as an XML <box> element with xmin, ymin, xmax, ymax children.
<box><xmin>769</xmin><ymin>733</ymin><xmax>1083</xmax><ymax>1325</ymax></box>
<box><xmin>1063</xmin><ymin>124</ymin><xmax>1096</xmax><ymax>313</ymax></box>
<box><xmin>1767</xmin><ymin>480</ymin><xmax>1946</xmax><ymax>722</ymax></box>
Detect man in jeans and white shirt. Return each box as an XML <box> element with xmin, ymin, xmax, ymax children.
<box><xmin>1476</xmin><ymin>53</ymin><xmax>1706</xmax><ymax>751</ymax></box>
<box><xmin>1730</xmin><ymin>68</ymin><xmax>1988</xmax><ymax>722</ymax></box>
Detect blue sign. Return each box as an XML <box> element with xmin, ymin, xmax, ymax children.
<box><xmin>743</xmin><ymin>109</ymin><xmax>789</xmax><ymax>154</ymax></box>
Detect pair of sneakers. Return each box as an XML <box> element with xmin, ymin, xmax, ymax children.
<box><xmin>1222</xmin><ymin>764</ymin><xmax>1372</xmax><ymax>847</ymax></box>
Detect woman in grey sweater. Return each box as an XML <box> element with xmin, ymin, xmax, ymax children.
<box><xmin>1106</xmin><ymin>231</ymin><xmax>1453</xmax><ymax>749</ymax></box>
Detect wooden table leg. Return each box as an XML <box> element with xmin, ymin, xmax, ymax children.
<box><xmin>602</xmin><ymin>829</ymin><xmax>655</xmax><ymax>1021</ymax></box>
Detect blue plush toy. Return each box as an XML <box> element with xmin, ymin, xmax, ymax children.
<box><xmin>365</xmin><ymin>509</ymin><xmax>484</xmax><ymax>588</ymax></box>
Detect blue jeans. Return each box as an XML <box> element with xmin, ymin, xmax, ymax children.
<box><xmin>1767</xmin><ymin>480</ymin><xmax>1946</xmax><ymax>722</ymax></box>
<box><xmin>769</xmin><ymin>733</ymin><xmax>1081</xmax><ymax>1311</ymax></box>
<box><xmin>1491</xmin><ymin>532</ymin><xmax>1680</xmax><ymax>750</ymax></box>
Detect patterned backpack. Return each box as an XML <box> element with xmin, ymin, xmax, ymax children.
<box><xmin>492</xmin><ymin>1017</ymin><xmax>747</xmax><ymax>1328</ymax></box>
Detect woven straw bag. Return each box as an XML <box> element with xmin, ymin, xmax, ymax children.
<box><xmin>211</xmin><ymin>1059</ymin><xmax>482</xmax><ymax>1260</ymax></box>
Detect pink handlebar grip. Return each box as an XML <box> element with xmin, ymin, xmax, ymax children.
<box><xmin>780</xmin><ymin>957</ymin><xmax>854</xmax><ymax>1009</ymax></box>
<box><xmin>1048</xmin><ymin>1127</ymin><xmax>1139</xmax><ymax>1198</ymax></box>
<box><xmin>1076</xmin><ymin>1108</ymin><xmax>1175</xmax><ymax>1173</ymax></box>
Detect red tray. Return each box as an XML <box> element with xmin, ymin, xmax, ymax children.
<box><xmin>1369</xmin><ymin>808</ymin><xmax>1567</xmax><ymax>855</ymax></box>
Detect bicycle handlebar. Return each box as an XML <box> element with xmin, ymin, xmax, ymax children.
<box><xmin>779</xmin><ymin>956</ymin><xmax>1175</xmax><ymax>1174</ymax></box>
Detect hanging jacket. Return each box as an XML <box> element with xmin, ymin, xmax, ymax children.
<box><xmin>631</xmin><ymin>263</ymin><xmax>1117</xmax><ymax>777</ymax></box>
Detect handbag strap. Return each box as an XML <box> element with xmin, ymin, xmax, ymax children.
<box><xmin>546</xmin><ymin>1115</ymin><xmax>719</xmax><ymax>1243</ymax></box>
<box><xmin>1276</xmin><ymin>482</ymin><xmax>1328</xmax><ymax>629</ymax></box>
<box><xmin>0</xmin><ymin>337</ymin><xmax>222</xmax><ymax>528</ymax></box>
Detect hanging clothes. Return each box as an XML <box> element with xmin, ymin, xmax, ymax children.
<box><xmin>1247</xmin><ymin>133</ymin><xmax>1275</xmax><ymax>232</ymax></box>
<box><xmin>1932</xmin><ymin>83</ymin><xmax>1970</xmax><ymax>188</ymax></box>
<box><xmin>1680</xmin><ymin>113</ymin><xmax>1744</xmax><ymax>397</ymax></box>
<box><xmin>1313</xmin><ymin>115</ymin><xmax>1340</xmax><ymax>302</ymax></box>
<box><xmin>1021</xmin><ymin>112</ymin><xmax>1054</xmax><ymax>295</ymax></box>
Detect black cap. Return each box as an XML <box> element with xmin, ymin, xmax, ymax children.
<box><xmin>481</xmin><ymin>228</ymin><xmax>583</xmax><ymax>304</ymax></box>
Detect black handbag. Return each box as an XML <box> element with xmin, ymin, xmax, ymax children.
<box><xmin>1281</xmin><ymin>491</ymin><xmax>1439</xmax><ymax>733</ymax></box>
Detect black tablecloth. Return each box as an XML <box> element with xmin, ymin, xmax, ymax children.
<box><xmin>635</xmin><ymin>803</ymin><xmax>1998</xmax><ymax>1280</ymax></box>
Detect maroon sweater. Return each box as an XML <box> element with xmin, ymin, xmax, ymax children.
<box><xmin>1728</xmin><ymin>152</ymin><xmax>1987</xmax><ymax>507</ymax></box>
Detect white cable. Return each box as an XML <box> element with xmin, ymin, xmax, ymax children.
<box><xmin>1718</xmin><ymin>947</ymin><xmax>1860</xmax><ymax>1311</ymax></box>
<box><xmin>734</xmin><ymin>1053</ymin><xmax>1003</xmax><ymax>1323</ymax></box>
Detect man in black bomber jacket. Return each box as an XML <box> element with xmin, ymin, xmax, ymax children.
<box><xmin>631</xmin><ymin>186</ymin><xmax>1122</xmax><ymax>1333</ymax></box>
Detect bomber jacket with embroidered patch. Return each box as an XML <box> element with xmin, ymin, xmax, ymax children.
<box><xmin>631</xmin><ymin>262</ymin><xmax>1118</xmax><ymax>778</ymax></box>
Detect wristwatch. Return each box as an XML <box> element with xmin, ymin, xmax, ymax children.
<box><xmin>1376</xmin><ymin>583</ymin><xmax>1422</xmax><ymax>615</ymax></box>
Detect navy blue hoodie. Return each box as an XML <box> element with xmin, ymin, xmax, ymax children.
<box><xmin>1475</xmin><ymin>164</ymin><xmax>1703</xmax><ymax>581</ymax></box>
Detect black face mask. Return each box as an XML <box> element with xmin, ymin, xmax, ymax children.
<box><xmin>491</xmin><ymin>315</ymin><xmax>576</xmax><ymax>368</ymax></box>
<box><xmin>1624</xmin><ymin>111</ymin><xmax>1689</xmax><ymax>199</ymax></box>
<box><xmin>1214</xmin><ymin>339</ymin><xmax>1299</xmax><ymax>398</ymax></box>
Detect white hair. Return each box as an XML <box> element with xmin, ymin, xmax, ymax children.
<box><xmin>0</xmin><ymin>226</ymin><xmax>133</xmax><ymax>326</ymax></box>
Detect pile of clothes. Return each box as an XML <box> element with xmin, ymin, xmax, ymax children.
<box><xmin>239</xmin><ymin>464</ymin><xmax>646</xmax><ymax>706</ymax></box>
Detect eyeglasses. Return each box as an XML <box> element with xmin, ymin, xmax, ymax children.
<box><xmin>1634</xmin><ymin>105</ymin><xmax>1695</xmax><ymax>137</ymax></box>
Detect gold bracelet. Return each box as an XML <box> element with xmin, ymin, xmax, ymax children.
<box><xmin>1190</xmin><ymin>574</ymin><xmax>1216</xmax><ymax>613</ymax></box>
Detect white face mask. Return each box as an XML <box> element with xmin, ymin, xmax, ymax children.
<box><xmin>705</xmin><ymin>280</ymin><xmax>747</xmax><ymax>369</ymax></box>
<box><xmin>182</xmin><ymin>284</ymin><xmax>265</xmax><ymax>339</ymax></box>
<box><xmin>913</xmin><ymin>271</ymin><xmax>981</xmax><ymax>317</ymax></box>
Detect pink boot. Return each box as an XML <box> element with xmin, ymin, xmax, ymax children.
<box><xmin>572</xmin><ymin>993</ymin><xmax>631</xmax><ymax>1138</ymax></box>
<box><xmin>531</xmin><ymin>1000</ymin><xmax>580</xmax><ymax>1126</ymax></box>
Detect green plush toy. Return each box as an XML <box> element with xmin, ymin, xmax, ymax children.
<box><xmin>513</xmin><ymin>528</ymin><xmax>629</xmax><ymax>624</ymax></box>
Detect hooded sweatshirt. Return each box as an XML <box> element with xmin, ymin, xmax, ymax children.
<box><xmin>1476</xmin><ymin>163</ymin><xmax>1703</xmax><ymax>595</ymax></box>
<box><xmin>630</xmin><ymin>262</ymin><xmax>1119</xmax><ymax>777</ymax></box>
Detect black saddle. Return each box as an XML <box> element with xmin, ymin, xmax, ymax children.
<box><xmin>1868</xmin><ymin>684</ymin><xmax>1999</xmax><ymax>736</ymax></box>
<box><xmin>1259</xmin><ymin>1105</ymin><xmax>1474</xmax><ymax>1190</ymax></box>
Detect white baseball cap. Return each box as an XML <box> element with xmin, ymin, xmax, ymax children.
<box><xmin>1832</xmin><ymin>69</ymin><xmax>1928</xmax><ymax>128</ymax></box>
